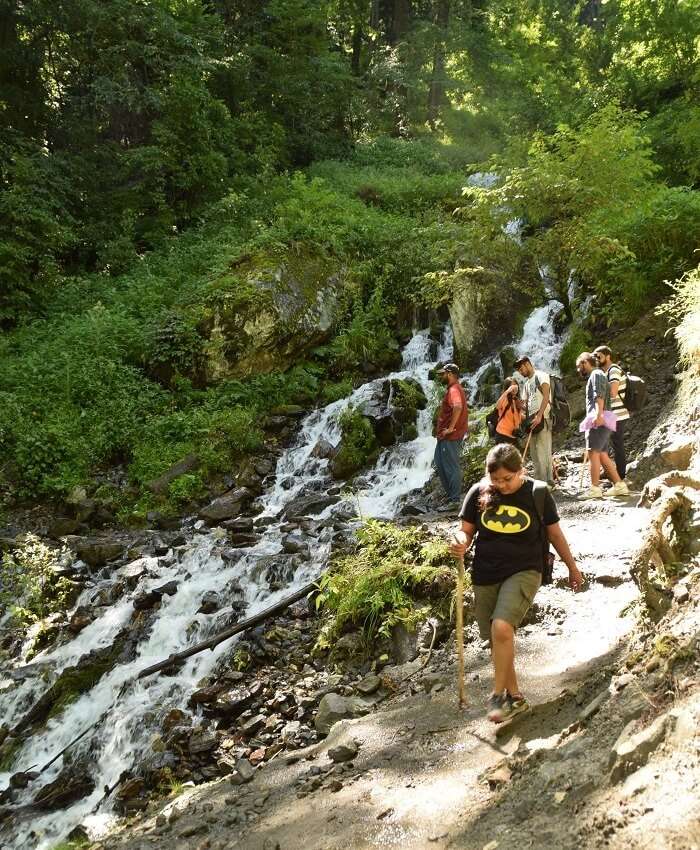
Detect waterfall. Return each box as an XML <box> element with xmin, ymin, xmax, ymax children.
<box><xmin>0</xmin><ymin>326</ymin><xmax>453</xmax><ymax>850</ymax></box>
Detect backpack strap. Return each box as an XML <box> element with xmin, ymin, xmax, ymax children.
<box><xmin>532</xmin><ymin>480</ymin><xmax>547</xmax><ymax>533</ymax></box>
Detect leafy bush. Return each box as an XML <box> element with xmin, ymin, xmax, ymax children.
<box><xmin>658</xmin><ymin>264</ymin><xmax>700</xmax><ymax>372</ymax></box>
<box><xmin>168</xmin><ymin>473</ymin><xmax>207</xmax><ymax>505</ymax></box>
<box><xmin>321</xmin><ymin>378</ymin><xmax>354</xmax><ymax>405</ymax></box>
<box><xmin>0</xmin><ymin>535</ymin><xmax>75</xmax><ymax>626</ymax></box>
<box><xmin>314</xmin><ymin>520</ymin><xmax>456</xmax><ymax>649</ymax></box>
<box><xmin>329</xmin><ymin>288</ymin><xmax>399</xmax><ymax>374</ymax></box>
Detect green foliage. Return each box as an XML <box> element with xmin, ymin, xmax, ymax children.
<box><xmin>658</xmin><ymin>264</ymin><xmax>700</xmax><ymax>371</ymax></box>
<box><xmin>129</xmin><ymin>406</ymin><xmax>262</xmax><ymax>486</ymax></box>
<box><xmin>463</xmin><ymin>104</ymin><xmax>697</xmax><ymax>321</ymax></box>
<box><xmin>0</xmin><ymin>535</ymin><xmax>75</xmax><ymax>627</ymax></box>
<box><xmin>321</xmin><ymin>378</ymin><xmax>354</xmax><ymax>405</ymax></box>
<box><xmin>329</xmin><ymin>288</ymin><xmax>399</xmax><ymax>373</ymax></box>
<box><xmin>168</xmin><ymin>473</ymin><xmax>207</xmax><ymax>506</ymax></box>
<box><xmin>314</xmin><ymin>520</ymin><xmax>456</xmax><ymax>649</ymax></box>
<box><xmin>559</xmin><ymin>326</ymin><xmax>594</xmax><ymax>377</ymax></box>
<box><xmin>461</xmin><ymin>436</ymin><xmax>490</xmax><ymax>493</ymax></box>
<box><xmin>333</xmin><ymin>407</ymin><xmax>379</xmax><ymax>478</ymax></box>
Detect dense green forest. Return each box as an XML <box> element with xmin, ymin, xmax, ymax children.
<box><xmin>1</xmin><ymin>0</ymin><xmax>699</xmax><ymax>518</ymax></box>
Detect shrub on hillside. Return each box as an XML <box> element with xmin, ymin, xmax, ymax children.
<box><xmin>314</xmin><ymin>520</ymin><xmax>456</xmax><ymax>650</ymax></box>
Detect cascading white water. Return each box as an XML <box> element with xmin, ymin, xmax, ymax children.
<box><xmin>514</xmin><ymin>301</ymin><xmax>566</xmax><ymax>374</ymax></box>
<box><xmin>0</xmin><ymin>325</ymin><xmax>453</xmax><ymax>850</ymax></box>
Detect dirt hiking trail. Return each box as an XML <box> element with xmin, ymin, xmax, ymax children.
<box><xmin>96</xmin><ymin>476</ymin><xmax>680</xmax><ymax>850</ymax></box>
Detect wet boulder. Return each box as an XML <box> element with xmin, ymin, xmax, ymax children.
<box><xmin>68</xmin><ymin>607</ymin><xmax>94</xmax><ymax>635</ymax></box>
<box><xmin>281</xmin><ymin>534</ymin><xmax>309</xmax><ymax>556</ymax></box>
<box><xmin>119</xmin><ymin>557</ymin><xmax>155</xmax><ymax>589</ymax></box>
<box><xmin>311</xmin><ymin>438</ymin><xmax>337</xmax><ymax>460</ymax></box>
<box><xmin>282</xmin><ymin>493</ymin><xmax>339</xmax><ymax>519</ymax></box>
<box><xmin>33</xmin><ymin>760</ymin><xmax>95</xmax><ymax>810</ymax></box>
<box><xmin>197</xmin><ymin>591</ymin><xmax>221</xmax><ymax>615</ymax></box>
<box><xmin>73</xmin><ymin>538</ymin><xmax>124</xmax><ymax>568</ymax></box>
<box><xmin>199</xmin><ymin>487</ymin><xmax>253</xmax><ymax>523</ymax></box>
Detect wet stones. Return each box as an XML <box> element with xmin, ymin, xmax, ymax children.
<box><xmin>189</xmin><ymin>685</ymin><xmax>225</xmax><ymax>706</ymax></box>
<box><xmin>32</xmin><ymin>760</ymin><xmax>95</xmax><ymax>810</ymax></box>
<box><xmin>198</xmin><ymin>591</ymin><xmax>221</xmax><ymax>615</ymax></box>
<box><xmin>281</xmin><ymin>493</ymin><xmax>339</xmax><ymax>519</ymax></box>
<box><xmin>68</xmin><ymin>606</ymin><xmax>94</xmax><ymax>635</ymax></box>
<box><xmin>189</xmin><ymin>728</ymin><xmax>219</xmax><ymax>755</ymax></box>
<box><xmin>73</xmin><ymin>538</ymin><xmax>124</xmax><ymax>568</ymax></box>
<box><xmin>199</xmin><ymin>488</ymin><xmax>253</xmax><ymax>523</ymax></box>
<box><xmin>213</xmin><ymin>686</ymin><xmax>256</xmax><ymax>718</ymax></box>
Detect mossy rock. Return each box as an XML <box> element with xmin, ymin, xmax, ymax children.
<box><xmin>331</xmin><ymin>408</ymin><xmax>380</xmax><ymax>480</ymax></box>
<box><xmin>201</xmin><ymin>248</ymin><xmax>349</xmax><ymax>381</ymax></box>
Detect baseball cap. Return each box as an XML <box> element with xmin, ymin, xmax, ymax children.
<box><xmin>513</xmin><ymin>356</ymin><xmax>531</xmax><ymax>369</ymax></box>
<box><xmin>437</xmin><ymin>363</ymin><xmax>460</xmax><ymax>375</ymax></box>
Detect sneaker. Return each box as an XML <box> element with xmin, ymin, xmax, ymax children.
<box><xmin>577</xmin><ymin>485</ymin><xmax>604</xmax><ymax>501</ymax></box>
<box><xmin>505</xmin><ymin>692</ymin><xmax>530</xmax><ymax>719</ymax></box>
<box><xmin>486</xmin><ymin>691</ymin><xmax>508</xmax><ymax>723</ymax></box>
<box><xmin>605</xmin><ymin>481</ymin><xmax>629</xmax><ymax>498</ymax></box>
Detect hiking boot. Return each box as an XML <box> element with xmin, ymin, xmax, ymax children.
<box><xmin>505</xmin><ymin>692</ymin><xmax>530</xmax><ymax>719</ymax></box>
<box><xmin>486</xmin><ymin>691</ymin><xmax>508</xmax><ymax>723</ymax></box>
<box><xmin>577</xmin><ymin>485</ymin><xmax>604</xmax><ymax>501</ymax></box>
<box><xmin>605</xmin><ymin>481</ymin><xmax>629</xmax><ymax>498</ymax></box>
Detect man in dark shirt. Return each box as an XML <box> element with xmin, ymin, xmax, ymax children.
<box><xmin>433</xmin><ymin>363</ymin><xmax>468</xmax><ymax>508</ymax></box>
<box><xmin>576</xmin><ymin>352</ymin><xmax>628</xmax><ymax>500</ymax></box>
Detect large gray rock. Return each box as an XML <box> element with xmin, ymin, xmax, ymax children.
<box><xmin>314</xmin><ymin>693</ymin><xmax>376</xmax><ymax>736</ymax></box>
<box><xmin>201</xmin><ymin>251</ymin><xmax>349</xmax><ymax>381</ymax></box>
<box><xmin>199</xmin><ymin>488</ymin><xmax>252</xmax><ymax>522</ymax></box>
<box><xmin>282</xmin><ymin>493</ymin><xmax>339</xmax><ymax>519</ymax></box>
<box><xmin>609</xmin><ymin>711</ymin><xmax>675</xmax><ymax>783</ymax></box>
<box><xmin>73</xmin><ymin>538</ymin><xmax>124</xmax><ymax>568</ymax></box>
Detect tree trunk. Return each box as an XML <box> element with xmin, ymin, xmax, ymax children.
<box><xmin>427</xmin><ymin>0</ymin><xmax>450</xmax><ymax>128</ymax></box>
<box><xmin>136</xmin><ymin>581</ymin><xmax>317</xmax><ymax>679</ymax></box>
<box><xmin>351</xmin><ymin>22</ymin><xmax>363</xmax><ymax>74</ymax></box>
<box><xmin>387</xmin><ymin>0</ymin><xmax>411</xmax><ymax>44</ymax></box>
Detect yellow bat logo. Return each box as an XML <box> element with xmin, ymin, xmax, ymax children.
<box><xmin>481</xmin><ymin>504</ymin><xmax>531</xmax><ymax>533</ymax></box>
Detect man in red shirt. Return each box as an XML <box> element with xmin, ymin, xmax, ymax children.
<box><xmin>434</xmin><ymin>363</ymin><xmax>469</xmax><ymax>508</ymax></box>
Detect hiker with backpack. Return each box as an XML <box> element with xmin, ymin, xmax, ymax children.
<box><xmin>575</xmin><ymin>352</ymin><xmax>629</xmax><ymax>500</ymax></box>
<box><xmin>490</xmin><ymin>378</ymin><xmax>525</xmax><ymax>445</ymax></box>
<box><xmin>513</xmin><ymin>356</ymin><xmax>554</xmax><ymax>486</ymax></box>
<box><xmin>593</xmin><ymin>345</ymin><xmax>639</xmax><ymax>481</ymax></box>
<box><xmin>450</xmin><ymin>443</ymin><xmax>582</xmax><ymax>723</ymax></box>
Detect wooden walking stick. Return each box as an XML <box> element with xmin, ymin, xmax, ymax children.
<box><xmin>521</xmin><ymin>427</ymin><xmax>533</xmax><ymax>463</ymax></box>
<box><xmin>452</xmin><ymin>536</ymin><xmax>467</xmax><ymax>708</ymax></box>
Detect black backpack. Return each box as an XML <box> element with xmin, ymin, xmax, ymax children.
<box><xmin>535</xmin><ymin>374</ymin><xmax>571</xmax><ymax>434</ymax></box>
<box><xmin>620</xmin><ymin>371</ymin><xmax>647</xmax><ymax>412</ymax></box>
<box><xmin>606</xmin><ymin>364</ymin><xmax>647</xmax><ymax>413</ymax></box>
<box><xmin>532</xmin><ymin>480</ymin><xmax>555</xmax><ymax>585</ymax></box>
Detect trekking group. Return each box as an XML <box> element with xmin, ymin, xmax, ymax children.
<box><xmin>435</xmin><ymin>346</ymin><xmax>645</xmax><ymax>724</ymax></box>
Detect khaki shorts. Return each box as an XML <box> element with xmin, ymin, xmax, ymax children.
<box><xmin>473</xmin><ymin>569</ymin><xmax>542</xmax><ymax>641</ymax></box>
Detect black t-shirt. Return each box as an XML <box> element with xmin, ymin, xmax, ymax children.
<box><xmin>458</xmin><ymin>478</ymin><xmax>560</xmax><ymax>585</ymax></box>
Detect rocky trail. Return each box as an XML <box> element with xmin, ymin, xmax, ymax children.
<box><xmin>88</xmin><ymin>467</ymin><xmax>700</xmax><ymax>850</ymax></box>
